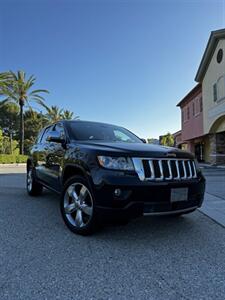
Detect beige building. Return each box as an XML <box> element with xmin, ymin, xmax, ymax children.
<box><xmin>195</xmin><ymin>29</ymin><xmax>225</xmax><ymax>164</ymax></box>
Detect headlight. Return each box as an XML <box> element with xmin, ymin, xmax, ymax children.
<box><xmin>97</xmin><ymin>156</ymin><xmax>134</xmax><ymax>171</ymax></box>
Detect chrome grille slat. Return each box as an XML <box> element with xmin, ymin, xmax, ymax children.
<box><xmin>132</xmin><ymin>158</ymin><xmax>145</xmax><ymax>181</ymax></box>
<box><xmin>182</xmin><ymin>161</ymin><xmax>187</xmax><ymax>179</ymax></box>
<box><xmin>188</xmin><ymin>161</ymin><xmax>192</xmax><ymax>178</ymax></box>
<box><xmin>132</xmin><ymin>158</ymin><xmax>197</xmax><ymax>181</ymax></box>
<box><xmin>158</xmin><ymin>160</ymin><xmax>164</xmax><ymax>180</ymax></box>
<box><xmin>192</xmin><ymin>161</ymin><xmax>197</xmax><ymax>178</ymax></box>
<box><xmin>166</xmin><ymin>160</ymin><xmax>173</xmax><ymax>180</ymax></box>
<box><xmin>148</xmin><ymin>160</ymin><xmax>155</xmax><ymax>179</ymax></box>
<box><xmin>175</xmin><ymin>160</ymin><xmax>180</xmax><ymax>180</ymax></box>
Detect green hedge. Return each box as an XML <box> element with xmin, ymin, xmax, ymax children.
<box><xmin>0</xmin><ymin>154</ymin><xmax>28</xmax><ymax>164</ymax></box>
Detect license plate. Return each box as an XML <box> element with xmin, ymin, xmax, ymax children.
<box><xmin>171</xmin><ymin>188</ymin><xmax>188</xmax><ymax>203</ymax></box>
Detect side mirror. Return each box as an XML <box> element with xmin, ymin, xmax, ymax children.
<box><xmin>46</xmin><ymin>131</ymin><xmax>65</xmax><ymax>143</ymax></box>
<box><xmin>140</xmin><ymin>138</ymin><xmax>146</xmax><ymax>144</ymax></box>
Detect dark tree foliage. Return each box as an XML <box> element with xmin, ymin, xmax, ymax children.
<box><xmin>0</xmin><ymin>70</ymin><xmax>79</xmax><ymax>155</ymax></box>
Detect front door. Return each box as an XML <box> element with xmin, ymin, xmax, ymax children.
<box><xmin>44</xmin><ymin>122</ymin><xmax>66</xmax><ymax>190</ymax></box>
<box><xmin>195</xmin><ymin>143</ymin><xmax>204</xmax><ymax>162</ymax></box>
<box><xmin>35</xmin><ymin>125</ymin><xmax>54</xmax><ymax>183</ymax></box>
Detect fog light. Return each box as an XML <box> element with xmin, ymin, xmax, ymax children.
<box><xmin>114</xmin><ymin>188</ymin><xmax>122</xmax><ymax>197</ymax></box>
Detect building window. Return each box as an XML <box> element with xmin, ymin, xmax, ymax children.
<box><xmin>187</xmin><ymin>107</ymin><xmax>190</xmax><ymax>120</ymax></box>
<box><xmin>182</xmin><ymin>110</ymin><xmax>184</xmax><ymax>123</ymax></box>
<box><xmin>217</xmin><ymin>49</ymin><xmax>223</xmax><ymax>64</ymax></box>
<box><xmin>192</xmin><ymin>102</ymin><xmax>195</xmax><ymax>116</ymax></box>
<box><xmin>217</xmin><ymin>76</ymin><xmax>225</xmax><ymax>101</ymax></box>
<box><xmin>199</xmin><ymin>97</ymin><xmax>203</xmax><ymax>112</ymax></box>
<box><xmin>213</xmin><ymin>83</ymin><xmax>217</xmax><ymax>102</ymax></box>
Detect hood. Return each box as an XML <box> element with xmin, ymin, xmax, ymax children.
<box><xmin>75</xmin><ymin>141</ymin><xmax>194</xmax><ymax>159</ymax></box>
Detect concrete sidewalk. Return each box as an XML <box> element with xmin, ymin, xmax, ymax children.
<box><xmin>0</xmin><ymin>164</ymin><xmax>26</xmax><ymax>174</ymax></box>
<box><xmin>199</xmin><ymin>193</ymin><xmax>225</xmax><ymax>227</ymax></box>
<box><xmin>198</xmin><ymin>165</ymin><xmax>225</xmax><ymax>227</ymax></box>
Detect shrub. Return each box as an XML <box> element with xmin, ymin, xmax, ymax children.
<box><xmin>0</xmin><ymin>154</ymin><xmax>28</xmax><ymax>164</ymax></box>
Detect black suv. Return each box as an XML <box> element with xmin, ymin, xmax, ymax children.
<box><xmin>27</xmin><ymin>120</ymin><xmax>205</xmax><ymax>235</ymax></box>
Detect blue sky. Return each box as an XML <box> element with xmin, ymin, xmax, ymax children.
<box><xmin>0</xmin><ymin>0</ymin><xmax>224</xmax><ymax>138</ymax></box>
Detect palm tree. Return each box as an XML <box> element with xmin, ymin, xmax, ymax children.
<box><xmin>43</xmin><ymin>105</ymin><xmax>79</xmax><ymax>123</ymax></box>
<box><xmin>61</xmin><ymin>109</ymin><xmax>79</xmax><ymax>120</ymax></box>
<box><xmin>44</xmin><ymin>105</ymin><xmax>63</xmax><ymax>123</ymax></box>
<box><xmin>0</xmin><ymin>72</ymin><xmax>11</xmax><ymax>93</ymax></box>
<box><xmin>61</xmin><ymin>109</ymin><xmax>74</xmax><ymax>120</ymax></box>
<box><xmin>0</xmin><ymin>71</ymin><xmax>49</xmax><ymax>154</ymax></box>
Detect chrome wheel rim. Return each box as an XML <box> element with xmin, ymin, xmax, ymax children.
<box><xmin>27</xmin><ymin>169</ymin><xmax>33</xmax><ymax>192</ymax></box>
<box><xmin>64</xmin><ymin>183</ymin><xmax>93</xmax><ymax>228</ymax></box>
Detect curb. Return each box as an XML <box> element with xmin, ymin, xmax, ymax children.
<box><xmin>198</xmin><ymin>192</ymin><xmax>225</xmax><ymax>228</ymax></box>
<box><xmin>0</xmin><ymin>163</ymin><xmax>26</xmax><ymax>167</ymax></box>
<box><xmin>199</xmin><ymin>164</ymin><xmax>225</xmax><ymax>169</ymax></box>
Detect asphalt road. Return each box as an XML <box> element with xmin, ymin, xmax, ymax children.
<box><xmin>0</xmin><ymin>166</ymin><xmax>225</xmax><ymax>300</ymax></box>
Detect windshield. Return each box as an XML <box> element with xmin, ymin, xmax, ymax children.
<box><xmin>66</xmin><ymin>122</ymin><xmax>142</xmax><ymax>143</ymax></box>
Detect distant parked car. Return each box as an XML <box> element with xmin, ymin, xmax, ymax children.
<box><xmin>27</xmin><ymin>120</ymin><xmax>205</xmax><ymax>235</ymax></box>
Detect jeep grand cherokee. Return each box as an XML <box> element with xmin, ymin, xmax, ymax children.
<box><xmin>27</xmin><ymin>120</ymin><xmax>205</xmax><ymax>235</ymax></box>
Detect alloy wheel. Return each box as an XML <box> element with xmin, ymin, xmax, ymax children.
<box><xmin>63</xmin><ymin>183</ymin><xmax>93</xmax><ymax>228</ymax></box>
<box><xmin>27</xmin><ymin>169</ymin><xmax>33</xmax><ymax>192</ymax></box>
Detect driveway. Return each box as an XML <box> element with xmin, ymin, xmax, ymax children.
<box><xmin>0</xmin><ymin>165</ymin><xmax>225</xmax><ymax>300</ymax></box>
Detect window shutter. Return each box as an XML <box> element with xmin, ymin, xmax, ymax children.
<box><xmin>213</xmin><ymin>83</ymin><xmax>217</xmax><ymax>102</ymax></box>
<box><xmin>217</xmin><ymin>76</ymin><xmax>225</xmax><ymax>101</ymax></box>
<box><xmin>199</xmin><ymin>97</ymin><xmax>203</xmax><ymax>112</ymax></box>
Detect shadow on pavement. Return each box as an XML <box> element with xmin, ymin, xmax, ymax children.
<box><xmin>0</xmin><ymin>172</ymin><xmax>220</xmax><ymax>243</ymax></box>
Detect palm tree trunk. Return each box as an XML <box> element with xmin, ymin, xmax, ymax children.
<box><xmin>19</xmin><ymin>99</ymin><xmax>24</xmax><ymax>155</ymax></box>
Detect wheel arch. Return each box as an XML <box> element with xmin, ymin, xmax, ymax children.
<box><xmin>62</xmin><ymin>164</ymin><xmax>91</xmax><ymax>185</ymax></box>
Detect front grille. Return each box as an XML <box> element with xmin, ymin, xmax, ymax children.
<box><xmin>132</xmin><ymin>158</ymin><xmax>197</xmax><ymax>181</ymax></box>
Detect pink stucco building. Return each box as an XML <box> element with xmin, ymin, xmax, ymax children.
<box><xmin>177</xmin><ymin>84</ymin><xmax>205</xmax><ymax>161</ymax></box>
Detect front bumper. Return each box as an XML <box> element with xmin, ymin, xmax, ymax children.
<box><xmin>91</xmin><ymin>168</ymin><xmax>205</xmax><ymax>220</ymax></box>
<box><xmin>143</xmin><ymin>206</ymin><xmax>198</xmax><ymax>216</ymax></box>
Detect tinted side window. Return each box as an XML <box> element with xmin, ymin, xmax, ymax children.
<box><xmin>54</xmin><ymin>123</ymin><xmax>65</xmax><ymax>139</ymax></box>
<box><xmin>36</xmin><ymin>130</ymin><xmax>44</xmax><ymax>144</ymax></box>
<box><xmin>40</xmin><ymin>126</ymin><xmax>53</xmax><ymax>144</ymax></box>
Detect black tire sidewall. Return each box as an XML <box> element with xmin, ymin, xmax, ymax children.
<box><xmin>26</xmin><ymin>166</ymin><xmax>43</xmax><ymax>196</ymax></box>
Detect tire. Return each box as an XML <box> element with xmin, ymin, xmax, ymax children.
<box><xmin>60</xmin><ymin>175</ymin><xmax>99</xmax><ymax>236</ymax></box>
<box><xmin>26</xmin><ymin>166</ymin><xmax>43</xmax><ymax>196</ymax></box>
